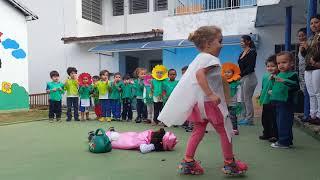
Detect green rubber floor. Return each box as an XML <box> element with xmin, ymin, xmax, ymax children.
<box><xmin>0</xmin><ymin>120</ymin><xmax>319</xmax><ymax>180</ymax></box>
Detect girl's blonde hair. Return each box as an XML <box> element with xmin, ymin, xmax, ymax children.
<box><xmin>134</xmin><ymin>67</ymin><xmax>146</xmax><ymax>78</ymax></box>
<box><xmin>188</xmin><ymin>26</ymin><xmax>222</xmax><ymax>50</ymax></box>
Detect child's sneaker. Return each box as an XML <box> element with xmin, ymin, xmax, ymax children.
<box><xmin>233</xmin><ymin>129</ymin><xmax>239</xmax><ymax>135</ymax></box>
<box><xmin>88</xmin><ymin>131</ymin><xmax>95</xmax><ymax>141</ymax></box>
<box><xmin>222</xmin><ymin>159</ymin><xmax>248</xmax><ymax>176</ymax></box>
<box><xmin>98</xmin><ymin>117</ymin><xmax>105</xmax><ymax>122</ymax></box>
<box><xmin>271</xmin><ymin>142</ymin><xmax>290</xmax><ymax>149</ymax></box>
<box><xmin>178</xmin><ymin>159</ymin><xmax>204</xmax><ymax>175</ymax></box>
<box><xmin>49</xmin><ymin>118</ymin><xmax>54</xmax><ymax>123</ymax></box>
<box><xmin>56</xmin><ymin>118</ymin><xmax>61</xmax><ymax>122</ymax></box>
<box><xmin>106</xmin><ymin>117</ymin><xmax>112</xmax><ymax>122</ymax></box>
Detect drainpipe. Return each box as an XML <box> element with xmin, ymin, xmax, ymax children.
<box><xmin>99</xmin><ymin>53</ymin><xmax>102</xmax><ymax>72</ymax></box>
<box><xmin>307</xmin><ymin>0</ymin><xmax>317</xmax><ymax>37</ymax></box>
<box><xmin>124</xmin><ymin>0</ymin><xmax>129</xmax><ymax>33</ymax></box>
<box><xmin>285</xmin><ymin>6</ymin><xmax>292</xmax><ymax>51</ymax></box>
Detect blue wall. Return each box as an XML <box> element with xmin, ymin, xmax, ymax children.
<box><xmin>163</xmin><ymin>45</ymin><xmax>242</xmax><ymax>78</ymax></box>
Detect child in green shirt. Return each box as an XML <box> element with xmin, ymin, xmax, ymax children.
<box><xmin>270</xmin><ymin>52</ymin><xmax>299</xmax><ymax>149</ymax></box>
<box><xmin>163</xmin><ymin>69</ymin><xmax>179</xmax><ymax>104</ymax></box>
<box><xmin>92</xmin><ymin>76</ymin><xmax>102</xmax><ymax>119</ymax></box>
<box><xmin>151</xmin><ymin>65</ymin><xmax>168</xmax><ymax>124</ymax></box>
<box><xmin>78</xmin><ymin>73</ymin><xmax>93</xmax><ymax>121</ymax></box>
<box><xmin>46</xmin><ymin>71</ymin><xmax>64</xmax><ymax>122</ymax></box>
<box><xmin>96</xmin><ymin>70</ymin><xmax>111</xmax><ymax>122</ymax></box>
<box><xmin>122</xmin><ymin>74</ymin><xmax>134</xmax><ymax>121</ymax></box>
<box><xmin>221</xmin><ymin>63</ymin><xmax>242</xmax><ymax>135</ymax></box>
<box><xmin>143</xmin><ymin>74</ymin><xmax>154</xmax><ymax>123</ymax></box>
<box><xmin>109</xmin><ymin>72</ymin><xmax>123</xmax><ymax>121</ymax></box>
<box><xmin>259</xmin><ymin>55</ymin><xmax>279</xmax><ymax>142</ymax></box>
<box><xmin>133</xmin><ymin>68</ymin><xmax>147</xmax><ymax>123</ymax></box>
<box><xmin>64</xmin><ymin>67</ymin><xmax>79</xmax><ymax>121</ymax></box>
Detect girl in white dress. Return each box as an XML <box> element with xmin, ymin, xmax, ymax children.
<box><xmin>158</xmin><ymin>26</ymin><xmax>248</xmax><ymax>176</ymax></box>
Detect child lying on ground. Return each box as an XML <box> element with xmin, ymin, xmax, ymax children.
<box><xmin>104</xmin><ymin>128</ymin><xmax>177</xmax><ymax>153</ymax></box>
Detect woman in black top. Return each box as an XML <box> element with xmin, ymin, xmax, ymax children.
<box><xmin>238</xmin><ymin>35</ymin><xmax>258</xmax><ymax>126</ymax></box>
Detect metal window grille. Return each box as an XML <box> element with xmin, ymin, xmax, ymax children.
<box><xmin>129</xmin><ymin>0</ymin><xmax>149</xmax><ymax>14</ymax></box>
<box><xmin>82</xmin><ymin>0</ymin><xmax>102</xmax><ymax>24</ymax></box>
<box><xmin>113</xmin><ymin>0</ymin><xmax>124</xmax><ymax>16</ymax></box>
<box><xmin>154</xmin><ymin>0</ymin><xmax>168</xmax><ymax>11</ymax></box>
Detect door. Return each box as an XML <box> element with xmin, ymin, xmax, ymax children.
<box><xmin>149</xmin><ymin>60</ymin><xmax>162</xmax><ymax>72</ymax></box>
<box><xmin>125</xmin><ymin>56</ymin><xmax>139</xmax><ymax>77</ymax></box>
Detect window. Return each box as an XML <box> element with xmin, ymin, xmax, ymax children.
<box><xmin>82</xmin><ymin>0</ymin><xmax>102</xmax><ymax>24</ymax></box>
<box><xmin>113</xmin><ymin>0</ymin><xmax>124</xmax><ymax>16</ymax></box>
<box><xmin>154</xmin><ymin>0</ymin><xmax>167</xmax><ymax>11</ymax></box>
<box><xmin>129</xmin><ymin>0</ymin><xmax>149</xmax><ymax>14</ymax></box>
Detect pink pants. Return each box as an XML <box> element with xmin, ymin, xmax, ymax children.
<box><xmin>185</xmin><ymin>102</ymin><xmax>234</xmax><ymax>160</ymax></box>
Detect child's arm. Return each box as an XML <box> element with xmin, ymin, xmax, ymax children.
<box><xmin>46</xmin><ymin>83</ymin><xmax>51</xmax><ymax>93</ymax></box>
<box><xmin>78</xmin><ymin>86</ymin><xmax>84</xmax><ymax>94</ymax></box>
<box><xmin>59</xmin><ymin>83</ymin><xmax>65</xmax><ymax>94</ymax></box>
<box><xmin>275</xmin><ymin>74</ymin><xmax>299</xmax><ymax>90</ymax></box>
<box><xmin>196</xmin><ymin>66</ymin><xmax>221</xmax><ymax>105</ymax></box>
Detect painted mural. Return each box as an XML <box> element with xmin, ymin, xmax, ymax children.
<box><xmin>0</xmin><ymin>31</ymin><xmax>29</xmax><ymax>111</ymax></box>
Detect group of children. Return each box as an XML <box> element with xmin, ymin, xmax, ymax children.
<box><xmin>221</xmin><ymin>52</ymin><xmax>299</xmax><ymax>149</ymax></box>
<box><xmin>46</xmin><ymin>65</ymin><xmax>188</xmax><ymax>125</ymax></box>
<box><xmin>46</xmin><ymin>24</ymin><xmax>303</xmax><ymax>176</ymax></box>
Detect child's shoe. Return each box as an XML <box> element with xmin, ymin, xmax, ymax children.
<box><xmin>49</xmin><ymin>118</ymin><xmax>54</xmax><ymax>123</ymax></box>
<box><xmin>88</xmin><ymin>131</ymin><xmax>95</xmax><ymax>142</ymax></box>
<box><xmin>178</xmin><ymin>159</ymin><xmax>204</xmax><ymax>175</ymax></box>
<box><xmin>233</xmin><ymin>129</ymin><xmax>239</xmax><ymax>135</ymax></box>
<box><xmin>98</xmin><ymin>117</ymin><xmax>105</xmax><ymax>122</ymax></box>
<box><xmin>271</xmin><ymin>142</ymin><xmax>290</xmax><ymax>149</ymax></box>
<box><xmin>106</xmin><ymin>117</ymin><xmax>112</xmax><ymax>122</ymax></box>
<box><xmin>259</xmin><ymin>135</ymin><xmax>269</xmax><ymax>140</ymax></box>
<box><xmin>56</xmin><ymin>118</ymin><xmax>61</xmax><ymax>122</ymax></box>
<box><xmin>222</xmin><ymin>159</ymin><xmax>248</xmax><ymax>176</ymax></box>
<box><xmin>268</xmin><ymin>137</ymin><xmax>277</xmax><ymax>143</ymax></box>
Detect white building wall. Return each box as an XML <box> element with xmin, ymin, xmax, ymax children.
<box><xmin>76</xmin><ymin>0</ymin><xmax>108</xmax><ymax>36</ymax></box>
<box><xmin>104</xmin><ymin>0</ymin><xmax>168</xmax><ymax>34</ymax></box>
<box><xmin>21</xmin><ymin>0</ymin><xmax>119</xmax><ymax>95</ymax></box>
<box><xmin>0</xmin><ymin>0</ymin><xmax>29</xmax><ymax>91</ymax></box>
<box><xmin>164</xmin><ymin>7</ymin><xmax>257</xmax><ymax>40</ymax></box>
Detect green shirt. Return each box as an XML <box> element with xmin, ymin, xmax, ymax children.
<box><xmin>152</xmin><ymin>79</ymin><xmax>165</xmax><ymax>97</ymax></box>
<box><xmin>133</xmin><ymin>79</ymin><xmax>144</xmax><ymax>98</ymax></box>
<box><xmin>163</xmin><ymin>80</ymin><xmax>178</xmax><ymax>98</ymax></box>
<box><xmin>229</xmin><ymin>80</ymin><xmax>241</xmax><ymax>97</ymax></box>
<box><xmin>144</xmin><ymin>86</ymin><xmax>153</xmax><ymax>104</ymax></box>
<box><xmin>109</xmin><ymin>81</ymin><xmax>123</xmax><ymax>100</ymax></box>
<box><xmin>270</xmin><ymin>72</ymin><xmax>299</xmax><ymax>102</ymax></box>
<box><xmin>79</xmin><ymin>85</ymin><xmax>93</xmax><ymax>100</ymax></box>
<box><xmin>46</xmin><ymin>81</ymin><xmax>64</xmax><ymax>101</ymax></box>
<box><xmin>92</xmin><ymin>86</ymin><xmax>99</xmax><ymax>104</ymax></box>
<box><xmin>64</xmin><ymin>79</ymin><xmax>79</xmax><ymax>97</ymax></box>
<box><xmin>259</xmin><ymin>73</ymin><xmax>274</xmax><ymax>105</ymax></box>
<box><xmin>96</xmin><ymin>80</ymin><xmax>110</xmax><ymax>99</ymax></box>
<box><xmin>122</xmin><ymin>83</ymin><xmax>134</xmax><ymax>99</ymax></box>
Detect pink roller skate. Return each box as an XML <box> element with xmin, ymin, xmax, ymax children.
<box><xmin>178</xmin><ymin>159</ymin><xmax>204</xmax><ymax>175</ymax></box>
<box><xmin>222</xmin><ymin>159</ymin><xmax>248</xmax><ymax>176</ymax></box>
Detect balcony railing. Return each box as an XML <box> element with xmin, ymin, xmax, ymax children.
<box><xmin>174</xmin><ymin>0</ymin><xmax>257</xmax><ymax>15</ymax></box>
<box><xmin>29</xmin><ymin>93</ymin><xmax>49</xmax><ymax>109</ymax></box>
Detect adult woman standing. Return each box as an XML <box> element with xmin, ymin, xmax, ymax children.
<box><xmin>304</xmin><ymin>15</ymin><xmax>320</xmax><ymax>125</ymax></box>
<box><xmin>238</xmin><ymin>35</ymin><xmax>258</xmax><ymax>126</ymax></box>
<box><xmin>297</xmin><ymin>28</ymin><xmax>310</xmax><ymax>122</ymax></box>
